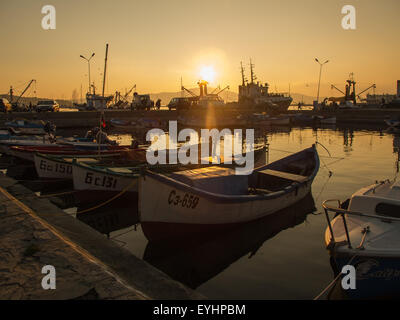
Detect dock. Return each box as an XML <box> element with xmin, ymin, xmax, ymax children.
<box><xmin>1</xmin><ymin>108</ymin><xmax>400</xmax><ymax>129</ymax></box>
<box><xmin>0</xmin><ymin>173</ymin><xmax>203</xmax><ymax>300</ymax></box>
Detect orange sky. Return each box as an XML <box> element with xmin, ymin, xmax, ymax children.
<box><xmin>0</xmin><ymin>0</ymin><xmax>399</xmax><ymax>100</ymax></box>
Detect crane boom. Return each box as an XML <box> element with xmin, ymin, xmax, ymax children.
<box><xmin>16</xmin><ymin>79</ymin><xmax>35</xmax><ymax>104</ymax></box>
<box><xmin>181</xmin><ymin>86</ymin><xmax>197</xmax><ymax>97</ymax></box>
<box><xmin>330</xmin><ymin>84</ymin><xmax>345</xmax><ymax>95</ymax></box>
<box><xmin>124</xmin><ymin>84</ymin><xmax>136</xmax><ymax>99</ymax></box>
<box><xmin>357</xmin><ymin>84</ymin><xmax>376</xmax><ymax>99</ymax></box>
<box><xmin>216</xmin><ymin>85</ymin><xmax>230</xmax><ymax>95</ymax></box>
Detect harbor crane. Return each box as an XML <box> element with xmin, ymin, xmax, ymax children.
<box><xmin>215</xmin><ymin>85</ymin><xmax>230</xmax><ymax>95</ymax></box>
<box><xmin>181</xmin><ymin>85</ymin><xmax>197</xmax><ymax>97</ymax></box>
<box><xmin>357</xmin><ymin>84</ymin><xmax>376</xmax><ymax>101</ymax></box>
<box><xmin>13</xmin><ymin>79</ymin><xmax>36</xmax><ymax>106</ymax></box>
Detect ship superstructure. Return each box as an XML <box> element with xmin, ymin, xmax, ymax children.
<box><xmin>238</xmin><ymin>60</ymin><xmax>292</xmax><ymax>111</ymax></box>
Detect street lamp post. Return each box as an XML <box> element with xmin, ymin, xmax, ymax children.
<box><xmin>315</xmin><ymin>58</ymin><xmax>329</xmax><ymax>104</ymax></box>
<box><xmin>80</xmin><ymin>53</ymin><xmax>95</xmax><ymax>94</ymax></box>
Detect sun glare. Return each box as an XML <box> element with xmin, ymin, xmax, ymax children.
<box><xmin>199</xmin><ymin>66</ymin><xmax>216</xmax><ymax>83</ymax></box>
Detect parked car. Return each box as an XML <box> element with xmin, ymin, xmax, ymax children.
<box><xmin>131</xmin><ymin>93</ymin><xmax>154</xmax><ymax>110</ymax></box>
<box><xmin>36</xmin><ymin>100</ymin><xmax>60</xmax><ymax>112</ymax></box>
<box><xmin>0</xmin><ymin>98</ymin><xmax>12</xmax><ymax>112</ymax></box>
<box><xmin>167</xmin><ymin>97</ymin><xmax>191</xmax><ymax>110</ymax></box>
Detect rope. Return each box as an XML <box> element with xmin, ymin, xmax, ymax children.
<box><xmin>313</xmin><ymin>254</ymin><xmax>358</xmax><ymax>300</ymax></box>
<box><xmin>76</xmin><ymin>179</ymin><xmax>137</xmax><ymax>214</ymax></box>
<box><xmin>38</xmin><ymin>190</ymin><xmax>77</xmax><ymax>198</ymax></box>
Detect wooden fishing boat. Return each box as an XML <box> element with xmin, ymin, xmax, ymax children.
<box><xmin>72</xmin><ymin>161</ymin><xmax>141</xmax><ymax>205</ymax></box>
<box><xmin>9</xmin><ymin>144</ymin><xmax>134</xmax><ymax>162</ymax></box>
<box><xmin>72</xmin><ymin>145</ymin><xmax>267</xmax><ymax>205</ymax></box>
<box><xmin>139</xmin><ymin>145</ymin><xmax>319</xmax><ymax>242</ymax></box>
<box><xmin>34</xmin><ymin>153</ymin><xmax>124</xmax><ymax>179</ymax></box>
<box><xmin>323</xmin><ymin>179</ymin><xmax>400</xmax><ymax>299</ymax></box>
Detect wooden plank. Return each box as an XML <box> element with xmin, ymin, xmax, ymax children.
<box><xmin>258</xmin><ymin>169</ymin><xmax>307</xmax><ymax>183</ymax></box>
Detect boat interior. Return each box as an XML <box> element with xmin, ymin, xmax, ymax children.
<box><xmin>168</xmin><ymin>149</ymin><xmax>317</xmax><ymax>196</ymax></box>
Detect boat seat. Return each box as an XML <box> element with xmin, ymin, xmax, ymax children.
<box><xmin>258</xmin><ymin>169</ymin><xmax>307</xmax><ymax>183</ymax></box>
<box><xmin>107</xmin><ymin>167</ymin><xmax>133</xmax><ymax>174</ymax></box>
<box><xmin>249</xmin><ymin>187</ymin><xmax>274</xmax><ymax>195</ymax></box>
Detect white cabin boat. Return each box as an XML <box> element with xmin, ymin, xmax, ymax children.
<box><xmin>324</xmin><ymin>179</ymin><xmax>400</xmax><ymax>299</ymax></box>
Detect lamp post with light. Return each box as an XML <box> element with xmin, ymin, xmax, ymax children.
<box><xmin>80</xmin><ymin>53</ymin><xmax>95</xmax><ymax>94</ymax></box>
<box><xmin>315</xmin><ymin>58</ymin><xmax>329</xmax><ymax>104</ymax></box>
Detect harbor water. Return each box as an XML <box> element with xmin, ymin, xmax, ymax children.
<box><xmin>25</xmin><ymin>124</ymin><xmax>400</xmax><ymax>299</ymax></box>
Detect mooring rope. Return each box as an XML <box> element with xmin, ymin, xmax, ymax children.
<box><xmin>75</xmin><ymin>179</ymin><xmax>137</xmax><ymax>214</ymax></box>
<box><xmin>313</xmin><ymin>254</ymin><xmax>358</xmax><ymax>300</ymax></box>
<box><xmin>38</xmin><ymin>190</ymin><xmax>77</xmax><ymax>198</ymax></box>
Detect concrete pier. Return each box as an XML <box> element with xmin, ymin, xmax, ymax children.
<box><xmin>1</xmin><ymin>108</ymin><xmax>400</xmax><ymax>129</ymax></box>
<box><xmin>0</xmin><ymin>173</ymin><xmax>204</xmax><ymax>300</ymax></box>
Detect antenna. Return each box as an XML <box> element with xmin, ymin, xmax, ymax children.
<box><xmin>240</xmin><ymin>61</ymin><xmax>247</xmax><ymax>86</ymax></box>
<box><xmin>249</xmin><ymin>58</ymin><xmax>256</xmax><ymax>84</ymax></box>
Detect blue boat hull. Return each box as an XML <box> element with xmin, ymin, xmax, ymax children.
<box><xmin>332</xmin><ymin>254</ymin><xmax>400</xmax><ymax>299</ymax></box>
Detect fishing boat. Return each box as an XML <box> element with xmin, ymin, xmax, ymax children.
<box><xmin>72</xmin><ymin>145</ymin><xmax>267</xmax><ymax>205</ymax></box>
<box><xmin>34</xmin><ymin>148</ymin><xmax>146</xmax><ymax>180</ymax></box>
<box><xmin>323</xmin><ymin>179</ymin><xmax>400</xmax><ymax>299</ymax></box>
<box><xmin>139</xmin><ymin>145</ymin><xmax>319</xmax><ymax>242</ymax></box>
<box><xmin>72</xmin><ymin>161</ymin><xmax>141</xmax><ymax>205</ymax></box>
<box><xmin>319</xmin><ymin>116</ymin><xmax>337</xmax><ymax>125</ymax></box>
<box><xmin>5</xmin><ymin>119</ymin><xmax>46</xmax><ymax>135</ymax></box>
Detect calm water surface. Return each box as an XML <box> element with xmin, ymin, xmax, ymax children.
<box><xmin>65</xmin><ymin>125</ymin><xmax>399</xmax><ymax>299</ymax></box>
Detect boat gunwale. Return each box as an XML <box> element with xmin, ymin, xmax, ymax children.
<box><xmin>143</xmin><ymin>145</ymin><xmax>320</xmax><ymax>203</ymax></box>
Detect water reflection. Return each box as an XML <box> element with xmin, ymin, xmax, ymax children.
<box><xmin>143</xmin><ymin>193</ymin><xmax>316</xmax><ymax>289</ymax></box>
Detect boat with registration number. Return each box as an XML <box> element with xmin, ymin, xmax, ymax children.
<box><xmin>139</xmin><ymin>145</ymin><xmax>319</xmax><ymax>242</ymax></box>
<box><xmin>72</xmin><ymin>145</ymin><xmax>267</xmax><ymax>205</ymax></box>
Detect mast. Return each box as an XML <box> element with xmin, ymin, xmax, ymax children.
<box><xmin>98</xmin><ymin>43</ymin><xmax>109</xmax><ymax>155</ymax></box>
<box><xmin>240</xmin><ymin>61</ymin><xmax>246</xmax><ymax>86</ymax></box>
<box><xmin>249</xmin><ymin>58</ymin><xmax>256</xmax><ymax>84</ymax></box>
<box><xmin>102</xmin><ymin>44</ymin><xmax>109</xmax><ymax>101</ymax></box>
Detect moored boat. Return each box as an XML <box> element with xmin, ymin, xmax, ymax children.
<box><xmin>319</xmin><ymin>116</ymin><xmax>337</xmax><ymax>125</ymax></box>
<box><xmin>5</xmin><ymin>119</ymin><xmax>46</xmax><ymax>135</ymax></box>
<box><xmin>323</xmin><ymin>179</ymin><xmax>400</xmax><ymax>299</ymax></box>
<box><xmin>139</xmin><ymin>145</ymin><xmax>319</xmax><ymax>242</ymax></box>
<box><xmin>34</xmin><ymin>152</ymin><xmax>130</xmax><ymax>179</ymax></box>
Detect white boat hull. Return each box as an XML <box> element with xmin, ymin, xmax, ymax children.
<box><xmin>34</xmin><ymin>154</ymin><xmax>73</xmax><ymax>179</ymax></box>
<box><xmin>72</xmin><ymin>163</ymin><xmax>138</xmax><ymax>192</ymax></box>
<box><xmin>139</xmin><ymin>172</ymin><xmax>312</xmax><ymax>242</ymax></box>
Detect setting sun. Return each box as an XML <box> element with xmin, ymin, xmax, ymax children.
<box><xmin>199</xmin><ymin>66</ymin><xmax>216</xmax><ymax>83</ymax></box>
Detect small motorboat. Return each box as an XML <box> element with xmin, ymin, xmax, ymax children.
<box><xmin>5</xmin><ymin>119</ymin><xmax>47</xmax><ymax>135</ymax></box>
<box><xmin>323</xmin><ymin>179</ymin><xmax>400</xmax><ymax>299</ymax></box>
<box><xmin>139</xmin><ymin>145</ymin><xmax>319</xmax><ymax>242</ymax></box>
<box><xmin>319</xmin><ymin>116</ymin><xmax>337</xmax><ymax>125</ymax></box>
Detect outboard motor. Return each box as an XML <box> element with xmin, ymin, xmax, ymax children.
<box><xmin>95</xmin><ymin>130</ymin><xmax>117</xmax><ymax>145</ymax></box>
<box><xmin>131</xmin><ymin>139</ymin><xmax>139</xmax><ymax>149</ymax></box>
<box><xmin>85</xmin><ymin>127</ymin><xmax>100</xmax><ymax>141</ymax></box>
<box><xmin>44</xmin><ymin>121</ymin><xmax>56</xmax><ymax>143</ymax></box>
